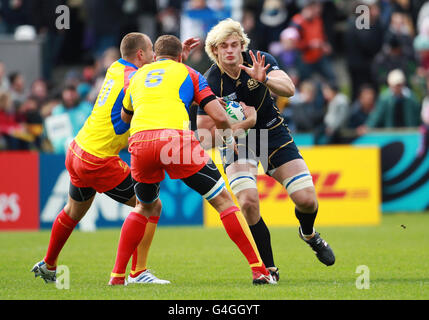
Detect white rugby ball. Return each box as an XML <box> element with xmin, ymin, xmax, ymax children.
<box><xmin>225</xmin><ymin>101</ymin><xmax>246</xmax><ymax>124</ymax></box>
<box><xmin>225</xmin><ymin>101</ymin><xmax>248</xmax><ymax>138</ymax></box>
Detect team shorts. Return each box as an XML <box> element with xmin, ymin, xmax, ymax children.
<box><xmin>65</xmin><ymin>140</ymin><xmax>131</xmax><ymax>193</ymax></box>
<box><xmin>221</xmin><ymin>122</ymin><xmax>303</xmax><ymax>174</ymax></box>
<box><xmin>129</xmin><ymin>129</ymin><xmax>210</xmax><ymax>184</ymax></box>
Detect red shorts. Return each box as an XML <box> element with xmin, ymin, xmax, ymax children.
<box><xmin>65</xmin><ymin>140</ymin><xmax>131</xmax><ymax>193</ymax></box>
<box><xmin>129</xmin><ymin>129</ymin><xmax>209</xmax><ymax>184</ymax></box>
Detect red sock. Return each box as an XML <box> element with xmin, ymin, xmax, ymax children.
<box><xmin>220</xmin><ymin>206</ymin><xmax>268</xmax><ymax>275</ymax></box>
<box><xmin>44</xmin><ymin>209</ymin><xmax>78</xmax><ymax>268</ymax></box>
<box><xmin>130</xmin><ymin>216</ymin><xmax>160</xmax><ymax>278</ymax></box>
<box><xmin>111</xmin><ymin>212</ymin><xmax>148</xmax><ymax>279</ymax></box>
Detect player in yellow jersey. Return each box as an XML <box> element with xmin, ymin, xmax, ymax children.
<box><xmin>109</xmin><ymin>35</ymin><xmax>275</xmax><ymax>285</ymax></box>
<box><xmin>32</xmin><ymin>33</ymin><xmax>200</xmax><ymax>285</ymax></box>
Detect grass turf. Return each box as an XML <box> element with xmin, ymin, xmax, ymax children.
<box><xmin>0</xmin><ymin>213</ymin><xmax>428</xmax><ymax>300</ymax></box>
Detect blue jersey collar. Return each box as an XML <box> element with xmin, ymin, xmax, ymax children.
<box><xmin>118</xmin><ymin>58</ymin><xmax>138</xmax><ymax>69</ymax></box>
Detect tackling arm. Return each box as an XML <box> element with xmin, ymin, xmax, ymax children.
<box><xmin>197</xmin><ymin>102</ymin><xmax>257</xmax><ymax>149</ymax></box>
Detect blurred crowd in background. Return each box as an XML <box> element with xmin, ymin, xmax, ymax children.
<box><xmin>1</xmin><ymin>0</ymin><xmax>429</xmax><ymax>154</ymax></box>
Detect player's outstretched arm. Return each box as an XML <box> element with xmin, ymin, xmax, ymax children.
<box><xmin>264</xmin><ymin>69</ymin><xmax>295</xmax><ymax>98</ymax></box>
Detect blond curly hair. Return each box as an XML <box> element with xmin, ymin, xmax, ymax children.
<box><xmin>205</xmin><ymin>18</ymin><xmax>250</xmax><ymax>63</ymax></box>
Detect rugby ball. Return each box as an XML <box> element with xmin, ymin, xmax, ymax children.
<box><xmin>225</xmin><ymin>100</ymin><xmax>248</xmax><ymax>138</ymax></box>
<box><xmin>225</xmin><ymin>100</ymin><xmax>246</xmax><ymax>124</ymax></box>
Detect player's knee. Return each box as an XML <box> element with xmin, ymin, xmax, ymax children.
<box><xmin>146</xmin><ymin>198</ymin><xmax>162</xmax><ymax>216</ymax></box>
<box><xmin>239</xmin><ymin>193</ymin><xmax>259</xmax><ymax>216</ymax></box>
<box><xmin>292</xmin><ymin>189</ymin><xmax>318</xmax><ymax>213</ymax></box>
<box><xmin>136</xmin><ymin>198</ymin><xmax>162</xmax><ymax>216</ymax></box>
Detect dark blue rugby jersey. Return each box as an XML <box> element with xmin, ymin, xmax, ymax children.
<box><xmin>197</xmin><ymin>50</ymin><xmax>285</xmax><ymax>130</ymax></box>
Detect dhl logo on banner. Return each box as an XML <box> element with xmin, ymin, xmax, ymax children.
<box><xmin>204</xmin><ymin>146</ymin><xmax>381</xmax><ymax>227</ymax></box>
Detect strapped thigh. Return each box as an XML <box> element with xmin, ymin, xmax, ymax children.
<box><xmin>227</xmin><ymin>171</ymin><xmax>257</xmax><ymax>195</ymax></box>
<box><xmin>281</xmin><ymin>171</ymin><xmax>314</xmax><ymax>195</ymax></box>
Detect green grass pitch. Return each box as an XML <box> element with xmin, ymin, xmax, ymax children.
<box><xmin>1</xmin><ymin>213</ymin><xmax>428</xmax><ymax>300</ymax></box>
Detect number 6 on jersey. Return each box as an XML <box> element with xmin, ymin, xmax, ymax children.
<box><xmin>145</xmin><ymin>69</ymin><xmax>165</xmax><ymax>87</ymax></box>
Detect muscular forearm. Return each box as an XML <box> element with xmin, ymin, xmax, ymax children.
<box><xmin>197</xmin><ymin>114</ymin><xmax>254</xmax><ymax>149</ymax></box>
<box><xmin>265</xmin><ymin>72</ymin><xmax>295</xmax><ymax>97</ymax></box>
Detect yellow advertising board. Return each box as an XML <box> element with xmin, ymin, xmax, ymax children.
<box><xmin>204</xmin><ymin>146</ymin><xmax>381</xmax><ymax>227</ymax></box>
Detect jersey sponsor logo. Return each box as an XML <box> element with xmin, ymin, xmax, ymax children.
<box><xmin>223</xmin><ymin>92</ymin><xmax>237</xmax><ymax>101</ymax></box>
<box><xmin>0</xmin><ymin>193</ymin><xmax>20</xmax><ymax>222</ymax></box>
<box><xmin>247</xmin><ymin>78</ymin><xmax>259</xmax><ymax>91</ymax></box>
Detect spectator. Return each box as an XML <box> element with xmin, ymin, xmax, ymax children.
<box><xmin>257</xmin><ymin>0</ymin><xmax>291</xmax><ymax>52</ymax></box>
<box><xmin>0</xmin><ymin>61</ymin><xmax>9</xmax><ymax>91</ymax></box>
<box><xmin>345</xmin><ymin>0</ymin><xmax>384</xmax><ymax>101</ymax></box>
<box><xmin>384</xmin><ymin>11</ymin><xmax>415</xmax><ymax>58</ymax></box>
<box><xmin>418</xmin><ymin>76</ymin><xmax>429</xmax><ymax>157</ymax></box>
<box><xmin>157</xmin><ymin>1</ymin><xmax>182</xmax><ymax>38</ymax></box>
<box><xmin>30</xmin><ymin>0</ymin><xmax>67</xmax><ymax>81</ymax></box>
<box><xmin>322</xmin><ymin>82</ymin><xmax>350</xmax><ymax>144</ymax></box>
<box><xmin>364</xmin><ymin>69</ymin><xmax>421</xmax><ymax>130</ymax></box>
<box><xmin>290</xmin><ymin>0</ymin><xmax>336</xmax><ymax>84</ymax></box>
<box><xmin>45</xmin><ymin>85</ymin><xmax>92</xmax><ymax>154</ymax></box>
<box><xmin>241</xmin><ymin>8</ymin><xmax>264</xmax><ymax>51</ymax></box>
<box><xmin>417</xmin><ymin>1</ymin><xmax>429</xmax><ymax>34</ymax></box>
<box><xmin>8</xmin><ymin>72</ymin><xmax>26</xmax><ymax>109</ymax></box>
<box><xmin>87</xmin><ymin>47</ymin><xmax>121</xmax><ymax>103</ymax></box>
<box><xmin>414</xmin><ymin>17</ymin><xmax>429</xmax><ymax>79</ymax></box>
<box><xmin>0</xmin><ymin>91</ymin><xmax>41</xmax><ymax>150</ymax></box>
<box><xmin>287</xmin><ymin>80</ymin><xmax>324</xmax><ymax>134</ymax></box>
<box><xmin>16</xmin><ymin>97</ymin><xmax>44</xmax><ymax>149</ymax></box>
<box><xmin>0</xmin><ymin>0</ymin><xmax>32</xmax><ymax>34</ymax></box>
<box><xmin>180</xmin><ymin>0</ymin><xmax>230</xmax><ymax>41</ymax></box>
<box><xmin>349</xmin><ymin>84</ymin><xmax>377</xmax><ymax>130</ymax></box>
<box><xmin>276</xmin><ymin>27</ymin><xmax>300</xmax><ymax>72</ymax></box>
<box><xmin>0</xmin><ymin>91</ymin><xmax>17</xmax><ymax>149</ymax></box>
<box><xmin>372</xmin><ymin>34</ymin><xmax>417</xmax><ymax>91</ymax></box>
<box><xmin>83</xmin><ymin>0</ymin><xmax>123</xmax><ymax>58</ymax></box>
<box><xmin>30</xmin><ymin>79</ymin><xmax>49</xmax><ymax>108</ymax></box>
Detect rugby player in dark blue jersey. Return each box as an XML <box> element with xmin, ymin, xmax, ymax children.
<box><xmin>196</xmin><ymin>19</ymin><xmax>335</xmax><ymax>282</ymax></box>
